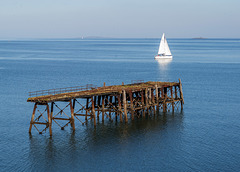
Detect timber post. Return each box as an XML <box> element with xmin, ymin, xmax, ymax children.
<box><xmin>145</xmin><ymin>88</ymin><xmax>148</xmax><ymax>114</ymax></box>
<box><xmin>91</xmin><ymin>96</ymin><xmax>96</xmax><ymax>127</ymax></box>
<box><xmin>85</xmin><ymin>98</ymin><xmax>89</xmax><ymax>122</ymax></box>
<box><xmin>70</xmin><ymin>99</ymin><xmax>75</xmax><ymax>131</ymax></box>
<box><xmin>118</xmin><ymin>95</ymin><xmax>123</xmax><ymax>122</ymax></box>
<box><xmin>141</xmin><ymin>90</ymin><xmax>145</xmax><ymax>117</ymax></box>
<box><xmin>123</xmin><ymin>89</ymin><xmax>128</xmax><ymax>122</ymax></box>
<box><xmin>29</xmin><ymin>103</ymin><xmax>37</xmax><ymax>134</ymax></box>
<box><xmin>102</xmin><ymin>95</ymin><xmax>105</xmax><ymax>123</ymax></box>
<box><xmin>179</xmin><ymin>79</ymin><xmax>184</xmax><ymax>110</ymax></box>
<box><xmin>46</xmin><ymin>103</ymin><xmax>52</xmax><ymax>136</ymax></box>
<box><xmin>129</xmin><ymin>90</ymin><xmax>134</xmax><ymax>120</ymax></box>
<box><xmin>171</xmin><ymin>86</ymin><xmax>174</xmax><ymax>112</ymax></box>
<box><xmin>155</xmin><ymin>85</ymin><xmax>159</xmax><ymax>112</ymax></box>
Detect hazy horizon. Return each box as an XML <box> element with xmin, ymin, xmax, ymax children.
<box><xmin>1</xmin><ymin>0</ymin><xmax>239</xmax><ymax>39</ymax></box>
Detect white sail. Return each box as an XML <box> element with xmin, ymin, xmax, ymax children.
<box><xmin>157</xmin><ymin>33</ymin><xmax>172</xmax><ymax>56</ymax></box>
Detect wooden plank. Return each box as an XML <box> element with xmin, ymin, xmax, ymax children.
<box><xmin>33</xmin><ymin>122</ymin><xmax>48</xmax><ymax>125</ymax></box>
<box><xmin>52</xmin><ymin>117</ymin><xmax>70</xmax><ymax>120</ymax></box>
<box><xmin>74</xmin><ymin>113</ymin><xmax>92</xmax><ymax>116</ymax></box>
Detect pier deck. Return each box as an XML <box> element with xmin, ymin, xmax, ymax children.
<box><xmin>28</xmin><ymin>80</ymin><xmax>184</xmax><ymax>135</ymax></box>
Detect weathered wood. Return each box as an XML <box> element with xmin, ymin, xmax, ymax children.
<box><xmin>85</xmin><ymin>98</ymin><xmax>89</xmax><ymax>121</ymax></box>
<box><xmin>170</xmin><ymin>86</ymin><xmax>174</xmax><ymax>112</ymax></box>
<box><xmin>179</xmin><ymin>79</ymin><xmax>184</xmax><ymax>110</ymax></box>
<box><xmin>32</xmin><ymin>122</ymin><xmax>48</xmax><ymax>125</ymax></box>
<box><xmin>129</xmin><ymin>90</ymin><xmax>134</xmax><ymax>120</ymax></box>
<box><xmin>69</xmin><ymin>100</ymin><xmax>75</xmax><ymax>131</ymax></box>
<box><xmin>162</xmin><ymin>87</ymin><xmax>166</xmax><ymax>112</ymax></box>
<box><xmin>109</xmin><ymin>96</ymin><xmax>113</xmax><ymax>120</ymax></box>
<box><xmin>52</xmin><ymin>117</ymin><xmax>70</xmax><ymax>120</ymax></box>
<box><xmin>123</xmin><ymin>90</ymin><xmax>128</xmax><ymax>122</ymax></box>
<box><xmin>149</xmin><ymin>88</ymin><xmax>152</xmax><ymax>105</ymax></box>
<box><xmin>102</xmin><ymin>95</ymin><xmax>105</xmax><ymax>123</ymax></box>
<box><xmin>28</xmin><ymin>80</ymin><xmax>184</xmax><ymax>135</ymax></box>
<box><xmin>118</xmin><ymin>95</ymin><xmax>123</xmax><ymax>122</ymax></box>
<box><xmin>91</xmin><ymin>97</ymin><xmax>96</xmax><ymax>126</ymax></box>
<box><xmin>50</xmin><ymin>102</ymin><xmax>54</xmax><ymax>122</ymax></box>
<box><xmin>46</xmin><ymin>103</ymin><xmax>52</xmax><ymax>135</ymax></box>
<box><xmin>29</xmin><ymin>103</ymin><xmax>37</xmax><ymax>133</ymax></box>
<box><xmin>145</xmin><ymin>88</ymin><xmax>148</xmax><ymax>113</ymax></box>
<box><xmin>97</xmin><ymin>96</ymin><xmax>101</xmax><ymax>120</ymax></box>
<box><xmin>141</xmin><ymin>90</ymin><xmax>145</xmax><ymax>117</ymax></box>
<box><xmin>155</xmin><ymin>85</ymin><xmax>159</xmax><ymax>112</ymax></box>
<box><xmin>74</xmin><ymin>114</ymin><xmax>92</xmax><ymax>116</ymax></box>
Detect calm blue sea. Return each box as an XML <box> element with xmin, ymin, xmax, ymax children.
<box><xmin>0</xmin><ymin>38</ymin><xmax>240</xmax><ymax>171</ymax></box>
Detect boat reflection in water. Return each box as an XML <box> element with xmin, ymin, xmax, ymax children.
<box><xmin>155</xmin><ymin>58</ymin><xmax>172</xmax><ymax>70</ymax></box>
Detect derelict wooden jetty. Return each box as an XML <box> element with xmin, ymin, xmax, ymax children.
<box><xmin>28</xmin><ymin>79</ymin><xmax>184</xmax><ymax>135</ymax></box>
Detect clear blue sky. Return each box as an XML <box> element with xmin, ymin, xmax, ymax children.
<box><xmin>0</xmin><ymin>0</ymin><xmax>239</xmax><ymax>38</ymax></box>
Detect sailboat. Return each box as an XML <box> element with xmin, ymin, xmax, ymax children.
<box><xmin>155</xmin><ymin>33</ymin><xmax>172</xmax><ymax>59</ymax></box>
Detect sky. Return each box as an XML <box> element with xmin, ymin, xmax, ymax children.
<box><xmin>0</xmin><ymin>0</ymin><xmax>239</xmax><ymax>39</ymax></box>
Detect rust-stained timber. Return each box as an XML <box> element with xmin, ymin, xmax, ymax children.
<box><xmin>85</xmin><ymin>98</ymin><xmax>89</xmax><ymax>121</ymax></box>
<box><xmin>118</xmin><ymin>95</ymin><xmax>123</xmax><ymax>122</ymax></box>
<box><xmin>46</xmin><ymin>104</ymin><xmax>52</xmax><ymax>136</ymax></box>
<box><xmin>123</xmin><ymin>90</ymin><xmax>128</xmax><ymax>122</ymax></box>
<box><xmin>91</xmin><ymin>97</ymin><xmax>96</xmax><ymax>126</ymax></box>
<box><xmin>102</xmin><ymin>95</ymin><xmax>105</xmax><ymax>123</ymax></box>
<box><xmin>171</xmin><ymin>86</ymin><xmax>174</xmax><ymax>112</ymax></box>
<box><xmin>179</xmin><ymin>79</ymin><xmax>184</xmax><ymax>110</ymax></box>
<box><xmin>141</xmin><ymin>90</ymin><xmax>145</xmax><ymax>117</ymax></box>
<box><xmin>29</xmin><ymin>103</ymin><xmax>37</xmax><ymax>134</ymax></box>
<box><xmin>28</xmin><ymin>80</ymin><xmax>184</xmax><ymax>135</ymax></box>
<box><xmin>155</xmin><ymin>85</ymin><xmax>159</xmax><ymax>112</ymax></box>
<box><xmin>70</xmin><ymin>100</ymin><xmax>75</xmax><ymax>131</ymax></box>
<box><xmin>129</xmin><ymin>90</ymin><xmax>134</xmax><ymax>120</ymax></box>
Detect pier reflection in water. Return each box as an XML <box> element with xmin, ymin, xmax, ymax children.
<box><xmin>28</xmin><ymin>111</ymin><xmax>184</xmax><ymax>171</ymax></box>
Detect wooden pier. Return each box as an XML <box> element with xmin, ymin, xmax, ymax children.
<box><xmin>28</xmin><ymin>79</ymin><xmax>184</xmax><ymax>135</ymax></box>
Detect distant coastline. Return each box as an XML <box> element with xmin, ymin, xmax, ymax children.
<box><xmin>192</xmin><ymin>37</ymin><xmax>207</xmax><ymax>39</ymax></box>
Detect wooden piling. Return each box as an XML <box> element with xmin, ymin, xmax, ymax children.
<box><xmin>141</xmin><ymin>90</ymin><xmax>145</xmax><ymax>117</ymax></box>
<box><xmin>155</xmin><ymin>85</ymin><xmax>159</xmax><ymax>112</ymax></box>
<box><xmin>70</xmin><ymin>100</ymin><xmax>75</xmax><ymax>131</ymax></box>
<box><xmin>29</xmin><ymin>103</ymin><xmax>37</xmax><ymax>133</ymax></box>
<box><xmin>145</xmin><ymin>88</ymin><xmax>148</xmax><ymax>114</ymax></box>
<box><xmin>86</xmin><ymin>98</ymin><xmax>89</xmax><ymax>121</ymax></box>
<box><xmin>102</xmin><ymin>95</ymin><xmax>105</xmax><ymax>123</ymax></box>
<box><xmin>123</xmin><ymin>90</ymin><xmax>128</xmax><ymax>122</ymax></box>
<box><xmin>91</xmin><ymin>97</ymin><xmax>96</xmax><ymax>126</ymax></box>
<box><xmin>179</xmin><ymin>79</ymin><xmax>184</xmax><ymax>110</ymax></box>
<box><xmin>129</xmin><ymin>90</ymin><xmax>134</xmax><ymax>120</ymax></box>
<box><xmin>118</xmin><ymin>95</ymin><xmax>123</xmax><ymax>122</ymax></box>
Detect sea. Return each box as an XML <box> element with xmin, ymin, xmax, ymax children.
<box><xmin>0</xmin><ymin>38</ymin><xmax>240</xmax><ymax>171</ymax></box>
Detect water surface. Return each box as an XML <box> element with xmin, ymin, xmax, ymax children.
<box><xmin>0</xmin><ymin>38</ymin><xmax>240</xmax><ymax>171</ymax></box>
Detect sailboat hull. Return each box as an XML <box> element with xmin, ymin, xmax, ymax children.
<box><xmin>154</xmin><ymin>55</ymin><xmax>172</xmax><ymax>59</ymax></box>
